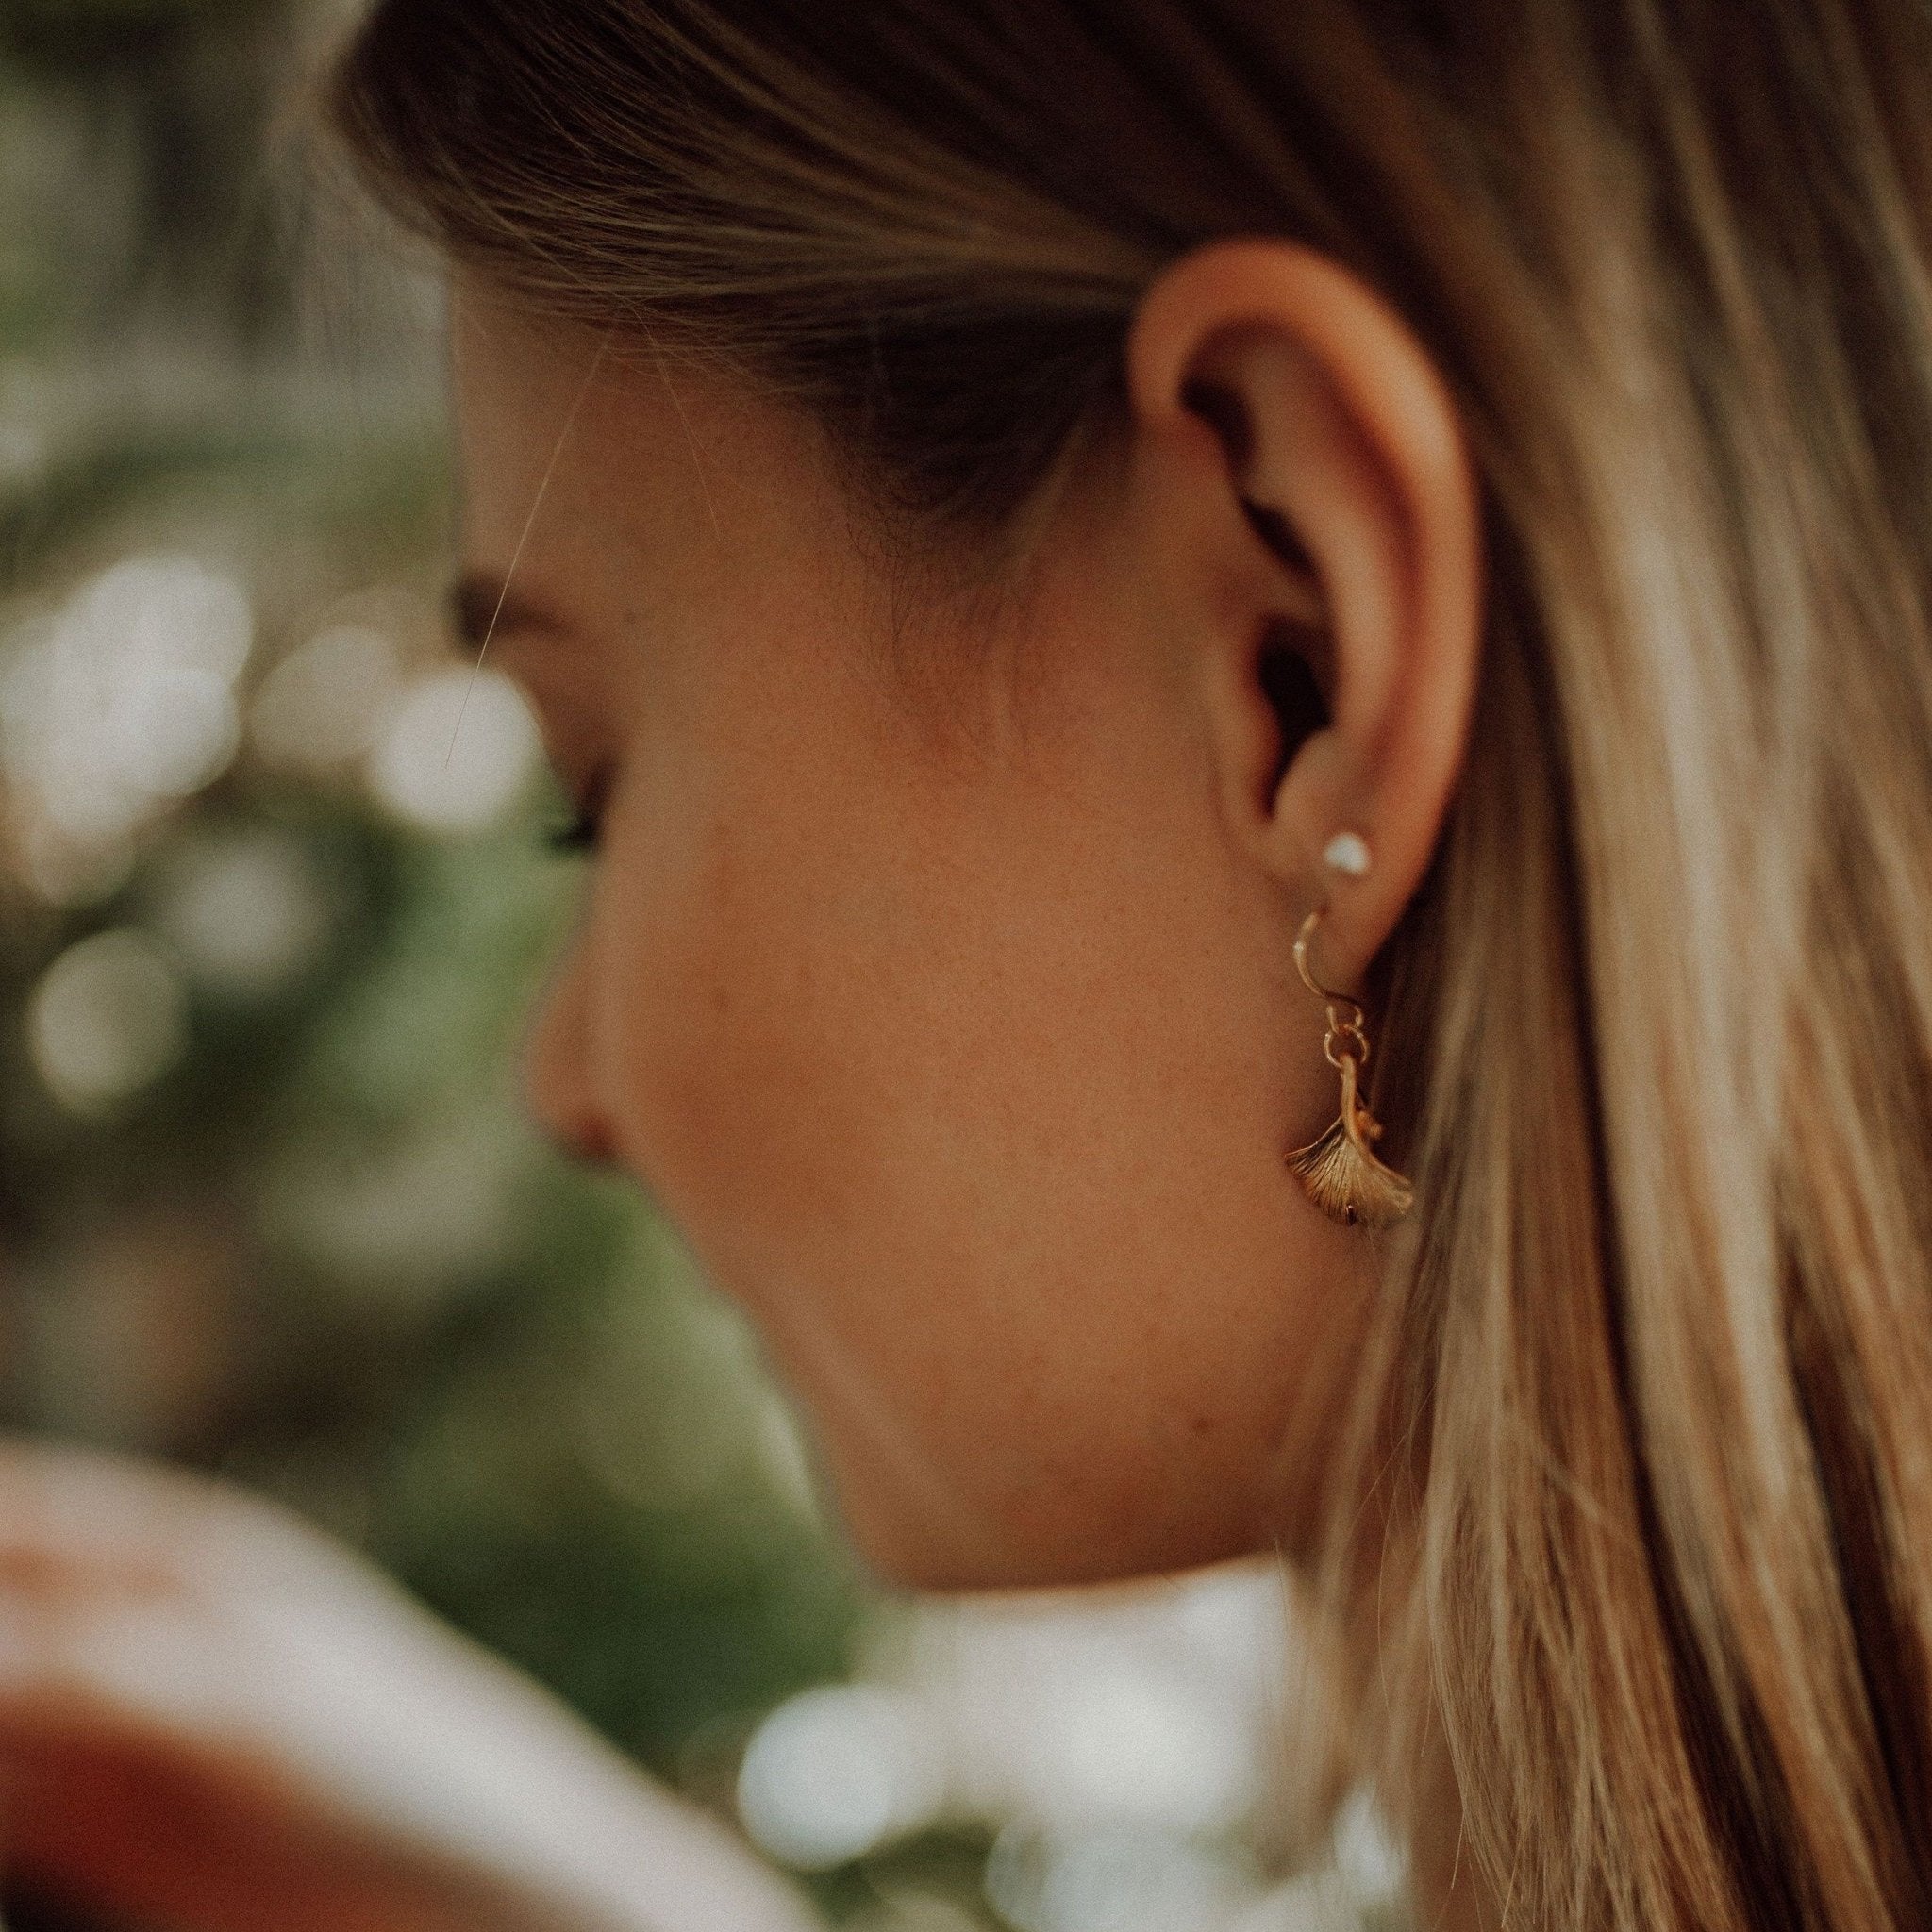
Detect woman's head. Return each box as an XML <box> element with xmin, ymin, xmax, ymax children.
<box><xmin>436</xmin><ymin>239</ymin><xmax>1479</xmax><ymax>1589</ymax></box>
<box><xmin>331</xmin><ymin>3</ymin><xmax>1932</xmax><ymax>1925</ymax></box>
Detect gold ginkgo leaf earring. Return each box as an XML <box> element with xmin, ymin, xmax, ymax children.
<box><xmin>1285</xmin><ymin>837</ymin><xmax>1413</xmax><ymax>1230</ymax></box>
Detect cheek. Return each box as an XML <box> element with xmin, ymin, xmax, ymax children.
<box><xmin>582</xmin><ymin>671</ymin><xmax>1366</xmax><ymax>1588</ymax></box>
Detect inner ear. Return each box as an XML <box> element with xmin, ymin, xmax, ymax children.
<box><xmin>1182</xmin><ymin>376</ymin><xmax>1321</xmax><ymax>573</ymax></box>
<box><xmin>1257</xmin><ymin>620</ymin><xmax>1332</xmax><ymax>799</ymax></box>
<box><xmin>1240</xmin><ymin>498</ymin><xmax>1317</xmax><ymax>577</ymax></box>
<box><xmin>1181</xmin><ymin>373</ymin><xmax>1335</xmax><ymax>803</ymax></box>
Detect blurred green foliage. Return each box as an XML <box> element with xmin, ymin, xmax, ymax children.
<box><xmin>0</xmin><ymin>1</ymin><xmax>897</xmax><ymax>1924</ymax></box>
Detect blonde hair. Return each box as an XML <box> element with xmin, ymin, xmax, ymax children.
<box><xmin>331</xmin><ymin>3</ymin><xmax>1932</xmax><ymax>1923</ymax></box>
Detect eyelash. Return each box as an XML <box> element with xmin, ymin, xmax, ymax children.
<box><xmin>545</xmin><ymin>769</ymin><xmax>611</xmax><ymax>856</ymax></box>
<box><xmin>545</xmin><ymin>810</ymin><xmax>601</xmax><ymax>855</ymax></box>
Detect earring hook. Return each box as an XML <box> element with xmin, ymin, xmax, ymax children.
<box><xmin>1292</xmin><ymin>905</ymin><xmax>1358</xmax><ymax>1011</ymax></box>
<box><xmin>1284</xmin><ymin>903</ymin><xmax>1412</xmax><ymax>1228</ymax></box>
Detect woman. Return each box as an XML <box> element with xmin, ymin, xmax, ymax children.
<box><xmin>311</xmin><ymin>0</ymin><xmax>1932</xmax><ymax>1925</ymax></box>
<box><xmin>13</xmin><ymin>0</ymin><xmax>1922</xmax><ymax>1926</ymax></box>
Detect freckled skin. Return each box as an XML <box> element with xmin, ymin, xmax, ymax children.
<box><xmin>454</xmin><ymin>280</ymin><xmax>1386</xmax><ymax>1592</ymax></box>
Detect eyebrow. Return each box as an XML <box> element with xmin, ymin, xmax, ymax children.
<box><xmin>446</xmin><ymin>571</ymin><xmax>574</xmax><ymax>658</ymax></box>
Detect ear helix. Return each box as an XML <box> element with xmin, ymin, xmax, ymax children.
<box><xmin>1283</xmin><ymin>832</ymin><xmax>1414</xmax><ymax>1229</ymax></box>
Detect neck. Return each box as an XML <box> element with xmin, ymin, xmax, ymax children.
<box><xmin>1396</xmin><ymin>1722</ymin><xmax>1496</xmax><ymax>1932</ymax></box>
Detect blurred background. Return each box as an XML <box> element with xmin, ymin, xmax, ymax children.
<box><xmin>0</xmin><ymin>4</ymin><xmax>1407</xmax><ymax>1928</ymax></box>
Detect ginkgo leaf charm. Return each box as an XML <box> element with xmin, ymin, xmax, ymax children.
<box><xmin>1286</xmin><ymin>1050</ymin><xmax>1414</xmax><ymax>1229</ymax></box>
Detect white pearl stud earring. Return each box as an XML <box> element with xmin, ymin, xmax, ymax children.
<box><xmin>1322</xmin><ymin>830</ymin><xmax>1373</xmax><ymax>878</ymax></box>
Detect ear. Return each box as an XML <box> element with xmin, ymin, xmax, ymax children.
<box><xmin>1122</xmin><ymin>239</ymin><xmax>1482</xmax><ymax>987</ymax></box>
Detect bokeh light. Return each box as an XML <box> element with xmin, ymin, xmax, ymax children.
<box><xmin>739</xmin><ymin>1684</ymin><xmax>947</xmax><ymax>1871</ymax></box>
<box><xmin>1</xmin><ymin>556</ymin><xmax>252</xmax><ymax>868</ymax></box>
<box><xmin>368</xmin><ymin>667</ymin><xmax>541</xmax><ymax>833</ymax></box>
<box><xmin>251</xmin><ymin>623</ymin><xmax>404</xmax><ymax>773</ymax></box>
<box><xmin>149</xmin><ymin>825</ymin><xmax>335</xmax><ymax>1001</ymax></box>
<box><xmin>984</xmin><ymin>1824</ymin><xmax>1246</xmax><ymax>1932</ymax></box>
<box><xmin>26</xmin><ymin>927</ymin><xmax>190</xmax><ymax>1115</ymax></box>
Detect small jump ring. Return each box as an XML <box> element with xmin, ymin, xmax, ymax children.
<box><xmin>1323</xmin><ymin>1027</ymin><xmax>1370</xmax><ymax>1072</ymax></box>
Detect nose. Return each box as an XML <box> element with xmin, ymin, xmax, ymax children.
<box><xmin>523</xmin><ymin>932</ymin><xmax>620</xmax><ymax>1168</ymax></box>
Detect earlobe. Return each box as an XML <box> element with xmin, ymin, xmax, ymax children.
<box><xmin>1125</xmin><ymin>237</ymin><xmax>1483</xmax><ymax>989</ymax></box>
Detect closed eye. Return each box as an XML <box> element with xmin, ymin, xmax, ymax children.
<box><xmin>448</xmin><ymin>571</ymin><xmax>575</xmax><ymax>659</ymax></box>
<box><xmin>542</xmin><ymin>763</ymin><xmax>613</xmax><ymax>857</ymax></box>
<box><xmin>546</xmin><ymin>808</ymin><xmax>601</xmax><ymax>856</ymax></box>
